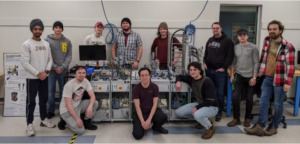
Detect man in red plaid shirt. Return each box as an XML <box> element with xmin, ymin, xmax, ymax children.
<box><xmin>244</xmin><ymin>20</ymin><xmax>295</xmax><ymax>136</ymax></box>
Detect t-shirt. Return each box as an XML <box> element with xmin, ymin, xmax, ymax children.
<box><xmin>83</xmin><ymin>34</ymin><xmax>105</xmax><ymax>45</ymax></box>
<box><xmin>59</xmin><ymin>78</ymin><xmax>93</xmax><ymax>114</ymax></box>
<box><xmin>133</xmin><ymin>83</ymin><xmax>159</xmax><ymax>113</ymax></box>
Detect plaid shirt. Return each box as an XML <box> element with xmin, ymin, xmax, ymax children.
<box><xmin>113</xmin><ymin>30</ymin><xmax>142</xmax><ymax>62</ymax></box>
<box><xmin>258</xmin><ymin>36</ymin><xmax>295</xmax><ymax>86</ymax></box>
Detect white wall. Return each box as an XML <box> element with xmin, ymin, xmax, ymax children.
<box><xmin>1</xmin><ymin>1</ymin><xmax>300</xmax><ymax>98</ymax></box>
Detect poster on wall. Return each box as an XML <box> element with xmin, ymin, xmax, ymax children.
<box><xmin>3</xmin><ymin>53</ymin><xmax>40</xmax><ymax>116</ymax></box>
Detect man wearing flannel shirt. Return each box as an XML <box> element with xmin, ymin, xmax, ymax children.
<box><xmin>244</xmin><ymin>20</ymin><xmax>295</xmax><ymax>136</ymax></box>
<box><xmin>112</xmin><ymin>17</ymin><xmax>143</xmax><ymax>69</ymax></box>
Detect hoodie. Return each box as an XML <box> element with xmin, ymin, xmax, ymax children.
<box><xmin>45</xmin><ymin>34</ymin><xmax>72</xmax><ymax>74</ymax></box>
<box><xmin>204</xmin><ymin>32</ymin><xmax>234</xmax><ymax>70</ymax></box>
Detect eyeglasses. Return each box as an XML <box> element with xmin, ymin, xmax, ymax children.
<box><xmin>140</xmin><ymin>74</ymin><xmax>150</xmax><ymax>77</ymax></box>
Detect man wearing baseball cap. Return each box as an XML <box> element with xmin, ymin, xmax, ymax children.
<box><xmin>83</xmin><ymin>22</ymin><xmax>105</xmax><ymax>45</ymax></box>
<box><xmin>228</xmin><ymin>28</ymin><xmax>259</xmax><ymax>128</ymax></box>
<box><xmin>112</xmin><ymin>17</ymin><xmax>143</xmax><ymax>69</ymax></box>
<box><xmin>21</xmin><ymin>18</ymin><xmax>55</xmax><ymax>137</ymax></box>
<box><xmin>45</xmin><ymin>21</ymin><xmax>72</xmax><ymax>119</ymax></box>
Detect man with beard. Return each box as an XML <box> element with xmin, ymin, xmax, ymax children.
<box><xmin>21</xmin><ymin>19</ymin><xmax>55</xmax><ymax>137</ymax></box>
<box><xmin>204</xmin><ymin>22</ymin><xmax>234</xmax><ymax>121</ymax></box>
<box><xmin>112</xmin><ymin>17</ymin><xmax>143</xmax><ymax>69</ymax></box>
<box><xmin>244</xmin><ymin>20</ymin><xmax>295</xmax><ymax>136</ymax></box>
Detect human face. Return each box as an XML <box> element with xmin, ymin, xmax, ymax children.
<box><xmin>121</xmin><ymin>21</ymin><xmax>130</xmax><ymax>32</ymax></box>
<box><xmin>212</xmin><ymin>24</ymin><xmax>222</xmax><ymax>37</ymax></box>
<box><xmin>189</xmin><ymin>66</ymin><xmax>201</xmax><ymax>79</ymax></box>
<box><xmin>139</xmin><ymin>70</ymin><xmax>150</xmax><ymax>85</ymax></box>
<box><xmin>53</xmin><ymin>26</ymin><xmax>62</xmax><ymax>35</ymax></box>
<box><xmin>159</xmin><ymin>28</ymin><xmax>168</xmax><ymax>38</ymax></box>
<box><xmin>94</xmin><ymin>26</ymin><xmax>103</xmax><ymax>35</ymax></box>
<box><xmin>75</xmin><ymin>68</ymin><xmax>86</xmax><ymax>82</ymax></box>
<box><xmin>237</xmin><ymin>33</ymin><xmax>248</xmax><ymax>44</ymax></box>
<box><xmin>268</xmin><ymin>24</ymin><xmax>282</xmax><ymax>39</ymax></box>
<box><xmin>32</xmin><ymin>26</ymin><xmax>43</xmax><ymax>39</ymax></box>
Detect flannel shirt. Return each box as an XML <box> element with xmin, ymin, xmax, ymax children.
<box><xmin>258</xmin><ymin>36</ymin><xmax>295</xmax><ymax>86</ymax></box>
<box><xmin>113</xmin><ymin>30</ymin><xmax>142</xmax><ymax>62</ymax></box>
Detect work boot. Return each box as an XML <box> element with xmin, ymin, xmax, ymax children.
<box><xmin>83</xmin><ymin>119</ymin><xmax>98</xmax><ymax>130</ymax></box>
<box><xmin>227</xmin><ymin>119</ymin><xmax>241</xmax><ymax>127</ymax></box>
<box><xmin>244</xmin><ymin>123</ymin><xmax>264</xmax><ymax>136</ymax></box>
<box><xmin>202</xmin><ymin>125</ymin><xmax>215</xmax><ymax>139</ymax></box>
<box><xmin>244</xmin><ymin>119</ymin><xmax>251</xmax><ymax>127</ymax></box>
<box><xmin>152</xmin><ymin>126</ymin><xmax>168</xmax><ymax>134</ymax></box>
<box><xmin>58</xmin><ymin>117</ymin><xmax>66</xmax><ymax>130</ymax></box>
<box><xmin>195</xmin><ymin>123</ymin><xmax>204</xmax><ymax>129</ymax></box>
<box><xmin>264</xmin><ymin>124</ymin><xmax>277</xmax><ymax>136</ymax></box>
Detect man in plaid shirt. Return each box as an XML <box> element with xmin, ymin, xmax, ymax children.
<box><xmin>244</xmin><ymin>20</ymin><xmax>295</xmax><ymax>136</ymax></box>
<box><xmin>112</xmin><ymin>17</ymin><xmax>143</xmax><ymax>69</ymax></box>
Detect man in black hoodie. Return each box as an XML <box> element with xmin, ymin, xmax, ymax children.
<box><xmin>204</xmin><ymin>22</ymin><xmax>234</xmax><ymax>121</ymax></box>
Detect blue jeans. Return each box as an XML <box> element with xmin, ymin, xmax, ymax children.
<box><xmin>205</xmin><ymin>68</ymin><xmax>227</xmax><ymax>114</ymax></box>
<box><xmin>47</xmin><ymin>73</ymin><xmax>64</xmax><ymax>113</ymax></box>
<box><xmin>258</xmin><ymin>76</ymin><xmax>286</xmax><ymax>128</ymax></box>
<box><xmin>175</xmin><ymin>102</ymin><xmax>218</xmax><ymax>129</ymax></box>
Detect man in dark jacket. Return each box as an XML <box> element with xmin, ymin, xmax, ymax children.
<box><xmin>204</xmin><ymin>22</ymin><xmax>234</xmax><ymax>121</ymax></box>
<box><xmin>175</xmin><ymin>62</ymin><xmax>219</xmax><ymax>139</ymax></box>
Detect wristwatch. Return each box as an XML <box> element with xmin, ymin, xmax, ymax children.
<box><xmin>135</xmin><ymin>60</ymin><xmax>140</xmax><ymax>63</ymax></box>
<box><xmin>45</xmin><ymin>70</ymin><xmax>50</xmax><ymax>74</ymax></box>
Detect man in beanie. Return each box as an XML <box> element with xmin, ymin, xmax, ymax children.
<box><xmin>112</xmin><ymin>17</ymin><xmax>143</xmax><ymax>69</ymax></box>
<box><xmin>21</xmin><ymin>18</ymin><xmax>55</xmax><ymax>137</ymax></box>
<box><xmin>151</xmin><ymin>22</ymin><xmax>182</xmax><ymax>69</ymax></box>
<box><xmin>83</xmin><ymin>22</ymin><xmax>107</xmax><ymax>65</ymax></box>
<box><xmin>227</xmin><ymin>29</ymin><xmax>259</xmax><ymax>127</ymax></box>
<box><xmin>45</xmin><ymin>21</ymin><xmax>72</xmax><ymax>119</ymax></box>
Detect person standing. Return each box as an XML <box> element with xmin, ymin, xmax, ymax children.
<box><xmin>21</xmin><ymin>18</ymin><xmax>56</xmax><ymax>137</ymax></box>
<box><xmin>204</xmin><ymin>22</ymin><xmax>234</xmax><ymax>121</ymax></box>
<box><xmin>227</xmin><ymin>29</ymin><xmax>259</xmax><ymax>127</ymax></box>
<box><xmin>151</xmin><ymin>22</ymin><xmax>182</xmax><ymax>70</ymax></box>
<box><xmin>112</xmin><ymin>17</ymin><xmax>143</xmax><ymax>69</ymax></box>
<box><xmin>244</xmin><ymin>20</ymin><xmax>295</xmax><ymax>136</ymax></box>
<box><xmin>45</xmin><ymin>21</ymin><xmax>72</xmax><ymax>119</ymax></box>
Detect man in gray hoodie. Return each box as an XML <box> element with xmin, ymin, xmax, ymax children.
<box><xmin>45</xmin><ymin>21</ymin><xmax>72</xmax><ymax>119</ymax></box>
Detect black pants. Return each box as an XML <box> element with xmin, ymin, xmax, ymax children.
<box><xmin>26</xmin><ymin>78</ymin><xmax>48</xmax><ymax>125</ymax></box>
<box><xmin>232</xmin><ymin>74</ymin><xmax>254</xmax><ymax>119</ymax></box>
<box><xmin>132</xmin><ymin>108</ymin><xmax>167</xmax><ymax>140</ymax></box>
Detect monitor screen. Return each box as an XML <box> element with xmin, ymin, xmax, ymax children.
<box><xmin>298</xmin><ymin>50</ymin><xmax>300</xmax><ymax>64</ymax></box>
<box><xmin>79</xmin><ymin>45</ymin><xmax>106</xmax><ymax>61</ymax></box>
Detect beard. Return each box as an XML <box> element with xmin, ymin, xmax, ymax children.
<box><xmin>269</xmin><ymin>32</ymin><xmax>281</xmax><ymax>39</ymax></box>
<box><xmin>122</xmin><ymin>27</ymin><xmax>130</xmax><ymax>32</ymax></box>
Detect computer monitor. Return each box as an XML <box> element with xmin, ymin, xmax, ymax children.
<box><xmin>79</xmin><ymin>45</ymin><xmax>106</xmax><ymax>61</ymax></box>
<box><xmin>297</xmin><ymin>50</ymin><xmax>300</xmax><ymax>64</ymax></box>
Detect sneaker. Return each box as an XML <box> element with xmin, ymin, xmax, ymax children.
<box><xmin>244</xmin><ymin>123</ymin><xmax>264</xmax><ymax>136</ymax></box>
<box><xmin>202</xmin><ymin>125</ymin><xmax>215</xmax><ymax>139</ymax></box>
<box><xmin>244</xmin><ymin>119</ymin><xmax>251</xmax><ymax>127</ymax></box>
<box><xmin>26</xmin><ymin>124</ymin><xmax>35</xmax><ymax>137</ymax></box>
<box><xmin>40</xmin><ymin>118</ymin><xmax>56</xmax><ymax>128</ymax></box>
<box><xmin>215</xmin><ymin>113</ymin><xmax>222</xmax><ymax>122</ymax></box>
<box><xmin>83</xmin><ymin>119</ymin><xmax>97</xmax><ymax>130</ymax></box>
<box><xmin>47</xmin><ymin>112</ymin><xmax>55</xmax><ymax>119</ymax></box>
<box><xmin>152</xmin><ymin>126</ymin><xmax>168</xmax><ymax>134</ymax></box>
<box><xmin>227</xmin><ymin>119</ymin><xmax>241</xmax><ymax>127</ymax></box>
<box><xmin>195</xmin><ymin>123</ymin><xmax>204</xmax><ymax>129</ymax></box>
<box><xmin>264</xmin><ymin>124</ymin><xmax>277</xmax><ymax>136</ymax></box>
<box><xmin>58</xmin><ymin>118</ymin><xmax>66</xmax><ymax>130</ymax></box>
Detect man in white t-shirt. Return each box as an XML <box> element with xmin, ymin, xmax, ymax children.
<box><xmin>58</xmin><ymin>66</ymin><xmax>98</xmax><ymax>134</ymax></box>
<box><xmin>83</xmin><ymin>22</ymin><xmax>105</xmax><ymax>45</ymax></box>
<box><xmin>83</xmin><ymin>22</ymin><xmax>107</xmax><ymax>65</ymax></box>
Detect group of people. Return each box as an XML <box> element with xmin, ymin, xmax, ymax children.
<box><xmin>20</xmin><ymin>17</ymin><xmax>295</xmax><ymax>141</ymax></box>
